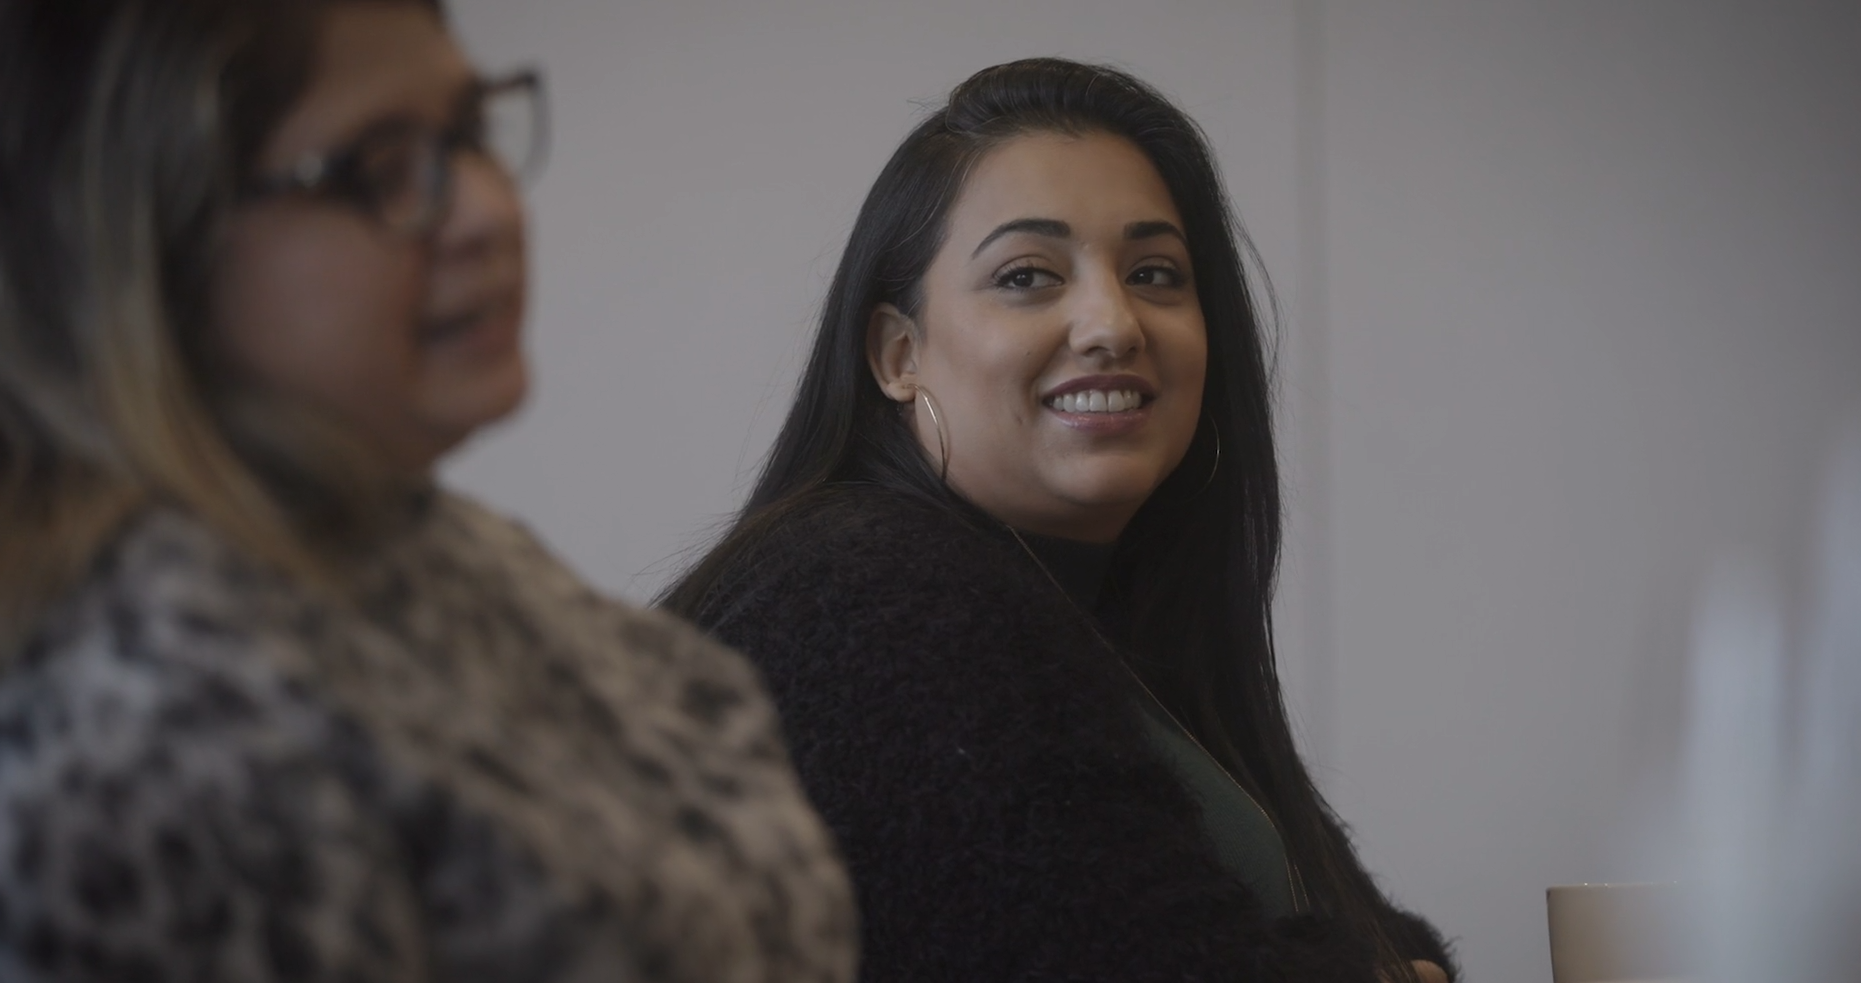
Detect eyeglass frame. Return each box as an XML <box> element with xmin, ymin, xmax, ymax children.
<box><xmin>239</xmin><ymin>68</ymin><xmax>547</xmax><ymax>238</ymax></box>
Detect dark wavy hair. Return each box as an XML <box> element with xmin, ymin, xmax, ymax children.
<box><xmin>663</xmin><ymin>56</ymin><xmax>1414</xmax><ymax>966</ymax></box>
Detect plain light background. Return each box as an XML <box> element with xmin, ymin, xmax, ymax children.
<box><xmin>439</xmin><ymin>2</ymin><xmax>1861</xmax><ymax>979</ymax></box>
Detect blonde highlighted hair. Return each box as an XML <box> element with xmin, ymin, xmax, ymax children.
<box><xmin>0</xmin><ymin>0</ymin><xmax>437</xmax><ymax>656</ymax></box>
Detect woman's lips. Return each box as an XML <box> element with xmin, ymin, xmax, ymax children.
<box><xmin>1041</xmin><ymin>373</ymin><xmax>1157</xmax><ymax>403</ymax></box>
<box><xmin>419</xmin><ymin>293</ymin><xmax>522</xmax><ymax>355</ymax></box>
<box><xmin>1045</xmin><ymin>387</ymin><xmax>1147</xmax><ymax>414</ymax></box>
<box><xmin>1040</xmin><ymin>374</ymin><xmax>1159</xmax><ymax>436</ymax></box>
<box><xmin>1043</xmin><ymin>387</ymin><xmax>1155</xmax><ymax>436</ymax></box>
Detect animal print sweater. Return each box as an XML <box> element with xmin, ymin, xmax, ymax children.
<box><xmin>0</xmin><ymin>494</ymin><xmax>857</xmax><ymax>982</ymax></box>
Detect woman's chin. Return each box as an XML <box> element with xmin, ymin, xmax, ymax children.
<box><xmin>1053</xmin><ymin>463</ymin><xmax>1173</xmax><ymax>510</ymax></box>
<box><xmin>1009</xmin><ymin>481</ymin><xmax>1161</xmax><ymax>541</ymax></box>
<box><xmin>419</xmin><ymin>361</ymin><xmax>530</xmax><ymax>457</ymax></box>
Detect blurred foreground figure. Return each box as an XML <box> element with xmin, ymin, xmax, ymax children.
<box><xmin>0</xmin><ymin>1</ymin><xmax>854</xmax><ymax>979</ymax></box>
<box><xmin>1680</xmin><ymin>415</ymin><xmax>1861</xmax><ymax>983</ymax></box>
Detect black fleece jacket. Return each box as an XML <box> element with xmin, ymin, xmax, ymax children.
<box><xmin>692</xmin><ymin>485</ymin><xmax>1455</xmax><ymax>982</ymax></box>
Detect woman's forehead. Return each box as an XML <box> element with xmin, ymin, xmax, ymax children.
<box><xmin>256</xmin><ymin>3</ymin><xmax>471</xmax><ymax>168</ymax></box>
<box><xmin>946</xmin><ymin>131</ymin><xmax>1183</xmax><ymax>247</ymax></box>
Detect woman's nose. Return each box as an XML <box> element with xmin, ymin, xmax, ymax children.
<box><xmin>434</xmin><ymin>152</ymin><xmax>526</xmax><ymax>261</ymax></box>
<box><xmin>1068</xmin><ymin>269</ymin><xmax>1145</xmax><ymax>361</ymax></box>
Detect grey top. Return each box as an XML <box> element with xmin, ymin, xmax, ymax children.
<box><xmin>0</xmin><ymin>494</ymin><xmax>857</xmax><ymax>982</ymax></box>
<box><xmin>1019</xmin><ymin>530</ymin><xmax>1299</xmax><ymax>919</ymax></box>
<box><xmin>1131</xmin><ymin>700</ymin><xmax>1299</xmax><ymax>918</ymax></box>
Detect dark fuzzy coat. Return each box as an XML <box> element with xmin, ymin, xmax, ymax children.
<box><xmin>693</xmin><ymin>485</ymin><xmax>1454</xmax><ymax>982</ymax></box>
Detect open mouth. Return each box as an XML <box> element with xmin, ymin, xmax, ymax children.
<box><xmin>420</xmin><ymin>310</ymin><xmax>487</xmax><ymax>345</ymax></box>
<box><xmin>419</xmin><ymin>293</ymin><xmax>518</xmax><ymax>347</ymax></box>
<box><xmin>1043</xmin><ymin>389</ymin><xmax>1151</xmax><ymax>414</ymax></box>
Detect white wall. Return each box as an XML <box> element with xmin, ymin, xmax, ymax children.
<box><xmin>1316</xmin><ymin>4</ymin><xmax>1861</xmax><ymax>977</ymax></box>
<box><xmin>441</xmin><ymin>2</ymin><xmax>1861</xmax><ymax>979</ymax></box>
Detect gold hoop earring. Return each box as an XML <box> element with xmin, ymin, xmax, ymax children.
<box><xmin>1196</xmin><ymin>418</ymin><xmax>1222</xmax><ymax>497</ymax></box>
<box><xmin>911</xmin><ymin>384</ymin><xmax>950</xmax><ymax>482</ymax></box>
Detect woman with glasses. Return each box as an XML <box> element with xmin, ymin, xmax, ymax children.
<box><xmin>0</xmin><ymin>1</ymin><xmax>854</xmax><ymax>980</ymax></box>
<box><xmin>664</xmin><ymin>59</ymin><xmax>1454</xmax><ymax>982</ymax></box>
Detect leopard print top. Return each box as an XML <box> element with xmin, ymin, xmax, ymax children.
<box><xmin>0</xmin><ymin>494</ymin><xmax>857</xmax><ymax>982</ymax></box>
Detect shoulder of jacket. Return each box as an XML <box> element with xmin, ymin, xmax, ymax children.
<box><xmin>741</xmin><ymin>486</ymin><xmax>1032</xmax><ymax>595</ymax></box>
<box><xmin>703</xmin><ymin>486</ymin><xmax>1101</xmax><ymax>671</ymax></box>
<box><xmin>2</xmin><ymin>513</ymin><xmax>346</xmax><ymax>782</ymax></box>
<box><xmin>777</xmin><ymin>484</ymin><xmax>1003</xmax><ymax>557</ymax></box>
<box><xmin>426</xmin><ymin>491</ymin><xmax>774</xmax><ymax>702</ymax></box>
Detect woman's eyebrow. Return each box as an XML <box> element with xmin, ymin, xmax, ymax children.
<box><xmin>971</xmin><ymin>217</ymin><xmax>1071</xmax><ymax>258</ymax></box>
<box><xmin>1125</xmin><ymin>219</ymin><xmax>1186</xmax><ymax>245</ymax></box>
<box><xmin>314</xmin><ymin>75</ymin><xmax>477</xmax><ymax>154</ymax></box>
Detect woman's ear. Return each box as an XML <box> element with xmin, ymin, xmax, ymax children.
<box><xmin>866</xmin><ymin>303</ymin><xmax>921</xmax><ymax>403</ymax></box>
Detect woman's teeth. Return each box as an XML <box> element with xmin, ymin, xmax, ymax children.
<box><xmin>1047</xmin><ymin>389</ymin><xmax>1144</xmax><ymax>413</ymax></box>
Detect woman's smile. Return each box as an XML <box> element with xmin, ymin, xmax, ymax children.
<box><xmin>419</xmin><ymin>284</ymin><xmax>524</xmax><ymax>354</ymax></box>
<box><xmin>1041</xmin><ymin>372</ymin><xmax>1159</xmax><ymax>437</ymax></box>
<box><xmin>868</xmin><ymin>129</ymin><xmax>1207</xmax><ymax>542</ymax></box>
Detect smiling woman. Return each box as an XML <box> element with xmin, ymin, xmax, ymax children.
<box><xmin>664</xmin><ymin>58</ymin><xmax>1455</xmax><ymax>982</ymax></box>
<box><xmin>867</xmin><ymin>130</ymin><xmax>1208</xmax><ymax>542</ymax></box>
<box><xmin>0</xmin><ymin>1</ymin><xmax>854</xmax><ymax>980</ymax></box>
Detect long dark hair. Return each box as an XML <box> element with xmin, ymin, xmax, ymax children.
<box><xmin>663</xmin><ymin>56</ymin><xmax>1408</xmax><ymax>961</ymax></box>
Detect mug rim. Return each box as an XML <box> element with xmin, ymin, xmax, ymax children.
<box><xmin>1547</xmin><ymin>881</ymin><xmax>1681</xmax><ymax>892</ymax></box>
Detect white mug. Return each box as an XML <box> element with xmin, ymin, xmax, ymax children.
<box><xmin>1546</xmin><ymin>882</ymin><xmax>1690</xmax><ymax>983</ymax></box>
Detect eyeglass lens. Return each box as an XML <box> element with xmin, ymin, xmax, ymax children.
<box><xmin>357</xmin><ymin>133</ymin><xmax>447</xmax><ymax>234</ymax></box>
<box><xmin>482</xmin><ymin>81</ymin><xmax>545</xmax><ymax>186</ymax></box>
<box><xmin>367</xmin><ymin>78</ymin><xmax>542</xmax><ymax>235</ymax></box>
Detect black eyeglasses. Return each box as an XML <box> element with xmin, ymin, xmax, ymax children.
<box><xmin>242</xmin><ymin>69</ymin><xmax>547</xmax><ymax>238</ymax></box>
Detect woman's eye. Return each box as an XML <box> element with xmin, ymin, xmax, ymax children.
<box><xmin>350</xmin><ymin>134</ymin><xmax>425</xmax><ymax>202</ymax></box>
<box><xmin>1129</xmin><ymin>265</ymin><xmax>1185</xmax><ymax>288</ymax></box>
<box><xmin>451</xmin><ymin>104</ymin><xmax>489</xmax><ymax>151</ymax></box>
<box><xmin>994</xmin><ymin>266</ymin><xmax>1061</xmax><ymax>291</ymax></box>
